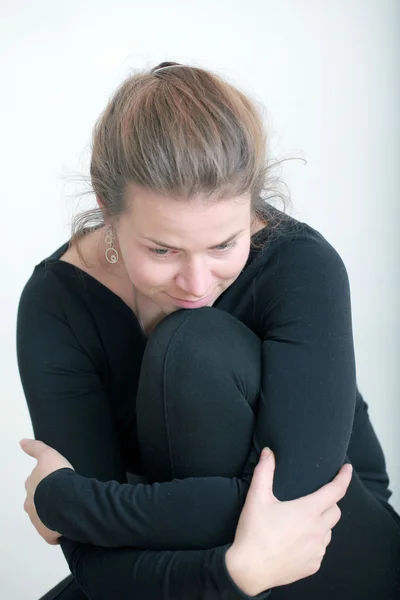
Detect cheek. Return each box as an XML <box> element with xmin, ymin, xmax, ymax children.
<box><xmin>215</xmin><ymin>247</ymin><xmax>251</xmax><ymax>282</ymax></box>
<box><xmin>218</xmin><ymin>263</ymin><xmax>242</xmax><ymax>280</ymax></box>
<box><xmin>128</xmin><ymin>257</ymin><xmax>173</xmax><ymax>288</ymax></box>
<box><xmin>229</xmin><ymin>241</ymin><xmax>251</xmax><ymax>272</ymax></box>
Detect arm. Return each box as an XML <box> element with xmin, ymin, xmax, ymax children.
<box><xmin>245</xmin><ymin>233</ymin><xmax>357</xmax><ymax>500</ymax></box>
<box><xmin>61</xmin><ymin>538</ymin><xmax>269</xmax><ymax>600</ymax></box>
<box><xmin>247</xmin><ymin>233</ymin><xmax>390</xmax><ymax>502</ymax></box>
<box><xmin>34</xmin><ymin>469</ymin><xmax>247</xmax><ymax>549</ymax></box>
<box><xmin>251</xmin><ymin>234</ymin><xmax>391</xmax><ymax>505</ymax></box>
<box><xmin>17</xmin><ymin>271</ymin><xmax>269</xmax><ymax>600</ymax></box>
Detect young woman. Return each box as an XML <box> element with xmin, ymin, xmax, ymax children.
<box><xmin>17</xmin><ymin>62</ymin><xmax>400</xmax><ymax>600</ymax></box>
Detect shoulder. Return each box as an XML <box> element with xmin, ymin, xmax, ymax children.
<box><xmin>251</xmin><ymin>218</ymin><xmax>352</xmax><ymax>333</ymax></box>
<box><xmin>17</xmin><ymin>251</ymin><xmax>105</xmax><ymax>372</ymax></box>
<box><xmin>19</xmin><ymin>226</ymin><xmax>105</xmax><ymax>309</ymax></box>
<box><xmin>19</xmin><ymin>258</ymin><xmax>76</xmax><ymax>315</ymax></box>
<box><xmin>17</xmin><ymin>243</ymin><xmax>95</xmax><ymax>334</ymax></box>
<box><xmin>19</xmin><ymin>227</ymin><xmax>105</xmax><ymax>307</ymax></box>
<box><xmin>254</xmin><ymin>216</ymin><xmax>348</xmax><ymax>285</ymax></box>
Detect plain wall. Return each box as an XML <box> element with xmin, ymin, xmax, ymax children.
<box><xmin>1</xmin><ymin>1</ymin><xmax>399</xmax><ymax>598</ymax></box>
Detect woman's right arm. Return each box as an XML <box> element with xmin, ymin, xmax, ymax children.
<box><xmin>61</xmin><ymin>537</ymin><xmax>267</xmax><ymax>600</ymax></box>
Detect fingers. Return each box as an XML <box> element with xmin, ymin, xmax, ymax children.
<box><xmin>321</xmin><ymin>504</ymin><xmax>341</xmax><ymax>529</ymax></box>
<box><xmin>304</xmin><ymin>464</ymin><xmax>353</xmax><ymax>513</ymax></box>
<box><xmin>324</xmin><ymin>530</ymin><xmax>332</xmax><ymax>547</ymax></box>
<box><xmin>246</xmin><ymin>448</ymin><xmax>276</xmax><ymax>504</ymax></box>
<box><xmin>19</xmin><ymin>439</ymin><xmax>49</xmax><ymax>459</ymax></box>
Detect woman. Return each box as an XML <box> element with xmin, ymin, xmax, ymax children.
<box><xmin>17</xmin><ymin>62</ymin><xmax>400</xmax><ymax>599</ymax></box>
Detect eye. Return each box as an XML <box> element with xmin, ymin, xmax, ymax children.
<box><xmin>148</xmin><ymin>241</ymin><xmax>236</xmax><ymax>258</ymax></box>
<box><xmin>214</xmin><ymin>242</ymin><xmax>236</xmax><ymax>252</ymax></box>
<box><xmin>148</xmin><ymin>248</ymin><xmax>172</xmax><ymax>257</ymax></box>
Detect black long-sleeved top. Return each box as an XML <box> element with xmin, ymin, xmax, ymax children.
<box><xmin>16</xmin><ymin>210</ymin><xmax>393</xmax><ymax>599</ymax></box>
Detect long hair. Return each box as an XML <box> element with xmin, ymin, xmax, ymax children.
<box><xmin>71</xmin><ymin>61</ymin><xmax>302</xmax><ymax>259</ymax></box>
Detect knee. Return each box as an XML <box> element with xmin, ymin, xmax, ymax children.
<box><xmin>146</xmin><ymin>306</ymin><xmax>261</xmax><ymax>381</ymax></box>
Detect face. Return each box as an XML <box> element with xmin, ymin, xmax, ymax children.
<box><xmin>110</xmin><ymin>185</ymin><xmax>259</xmax><ymax>316</ymax></box>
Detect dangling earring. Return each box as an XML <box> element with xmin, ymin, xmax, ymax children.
<box><xmin>105</xmin><ymin>225</ymin><xmax>119</xmax><ymax>264</ymax></box>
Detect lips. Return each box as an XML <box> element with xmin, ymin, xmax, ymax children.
<box><xmin>168</xmin><ymin>292</ymin><xmax>214</xmax><ymax>309</ymax></box>
<box><xmin>172</xmin><ymin>296</ymin><xmax>208</xmax><ymax>303</ymax></box>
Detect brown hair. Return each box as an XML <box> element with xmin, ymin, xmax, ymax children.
<box><xmin>70</xmin><ymin>61</ymin><xmax>304</xmax><ymax>259</ymax></box>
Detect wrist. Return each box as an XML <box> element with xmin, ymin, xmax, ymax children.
<box><xmin>34</xmin><ymin>468</ymin><xmax>74</xmax><ymax>526</ymax></box>
<box><xmin>225</xmin><ymin>544</ymin><xmax>266</xmax><ymax>597</ymax></box>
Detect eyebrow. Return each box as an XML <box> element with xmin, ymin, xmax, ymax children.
<box><xmin>139</xmin><ymin>229</ymin><xmax>246</xmax><ymax>250</ymax></box>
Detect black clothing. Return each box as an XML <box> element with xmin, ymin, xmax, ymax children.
<box><xmin>16</xmin><ymin>212</ymin><xmax>400</xmax><ymax>599</ymax></box>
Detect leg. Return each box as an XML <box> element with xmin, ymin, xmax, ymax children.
<box><xmin>136</xmin><ymin>306</ymin><xmax>262</xmax><ymax>481</ymax></box>
<box><xmin>136</xmin><ymin>306</ymin><xmax>400</xmax><ymax>599</ymax></box>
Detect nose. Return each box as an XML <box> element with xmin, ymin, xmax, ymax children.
<box><xmin>175</xmin><ymin>257</ymin><xmax>213</xmax><ymax>299</ymax></box>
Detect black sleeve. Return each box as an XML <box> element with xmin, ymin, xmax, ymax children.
<box><xmin>61</xmin><ymin>538</ymin><xmax>271</xmax><ymax>600</ymax></box>
<box><xmin>34</xmin><ymin>468</ymin><xmax>248</xmax><ymax>549</ymax></box>
<box><xmin>17</xmin><ymin>271</ymin><xmax>270</xmax><ymax>600</ymax></box>
<box><xmin>250</xmin><ymin>238</ymin><xmax>391</xmax><ymax>503</ymax></box>
<box><xmin>244</xmin><ymin>236</ymin><xmax>358</xmax><ymax>500</ymax></box>
<box><xmin>346</xmin><ymin>387</ymin><xmax>391</xmax><ymax>503</ymax></box>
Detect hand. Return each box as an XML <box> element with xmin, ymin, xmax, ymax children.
<box><xmin>225</xmin><ymin>448</ymin><xmax>352</xmax><ymax>595</ymax></box>
<box><xmin>20</xmin><ymin>438</ymin><xmax>75</xmax><ymax>545</ymax></box>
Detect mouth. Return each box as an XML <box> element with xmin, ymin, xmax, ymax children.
<box><xmin>167</xmin><ymin>292</ymin><xmax>214</xmax><ymax>309</ymax></box>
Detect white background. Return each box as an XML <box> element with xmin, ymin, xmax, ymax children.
<box><xmin>1</xmin><ymin>1</ymin><xmax>399</xmax><ymax>598</ymax></box>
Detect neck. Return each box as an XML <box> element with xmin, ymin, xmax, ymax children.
<box><xmin>134</xmin><ymin>287</ymin><xmax>169</xmax><ymax>338</ymax></box>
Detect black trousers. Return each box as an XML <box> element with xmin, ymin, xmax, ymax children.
<box><xmin>39</xmin><ymin>307</ymin><xmax>400</xmax><ymax>599</ymax></box>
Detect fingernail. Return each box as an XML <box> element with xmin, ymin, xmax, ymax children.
<box><xmin>261</xmin><ymin>447</ymin><xmax>271</xmax><ymax>460</ymax></box>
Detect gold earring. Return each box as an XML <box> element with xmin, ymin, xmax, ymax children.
<box><xmin>105</xmin><ymin>225</ymin><xmax>119</xmax><ymax>264</ymax></box>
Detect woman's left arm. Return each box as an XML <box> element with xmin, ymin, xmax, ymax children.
<box><xmin>245</xmin><ymin>235</ymin><xmax>357</xmax><ymax>501</ymax></box>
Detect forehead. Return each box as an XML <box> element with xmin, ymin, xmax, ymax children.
<box><xmin>123</xmin><ymin>185</ymin><xmax>251</xmax><ymax>238</ymax></box>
